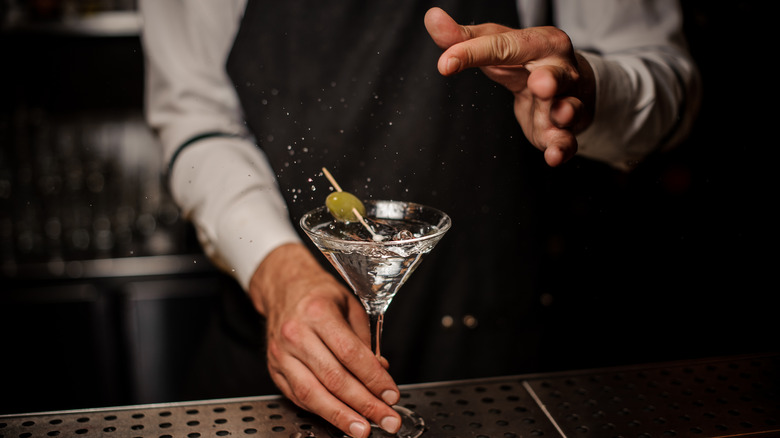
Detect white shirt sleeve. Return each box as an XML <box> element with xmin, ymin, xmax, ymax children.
<box><xmin>139</xmin><ymin>0</ymin><xmax>301</xmax><ymax>291</ymax></box>
<box><xmin>522</xmin><ymin>0</ymin><xmax>701</xmax><ymax>171</ymax></box>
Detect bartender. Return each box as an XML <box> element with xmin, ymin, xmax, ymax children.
<box><xmin>139</xmin><ymin>1</ymin><xmax>700</xmax><ymax>436</ymax></box>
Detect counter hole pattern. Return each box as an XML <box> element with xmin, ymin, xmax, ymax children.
<box><xmin>528</xmin><ymin>356</ymin><xmax>780</xmax><ymax>437</ymax></box>
<box><xmin>1</xmin><ymin>382</ymin><xmax>561</xmax><ymax>438</ymax></box>
<box><xmin>2</xmin><ymin>355</ymin><xmax>777</xmax><ymax>438</ymax></box>
<box><xmin>0</xmin><ymin>399</ymin><xmax>328</xmax><ymax>438</ymax></box>
<box><xmin>399</xmin><ymin>380</ymin><xmax>561</xmax><ymax>437</ymax></box>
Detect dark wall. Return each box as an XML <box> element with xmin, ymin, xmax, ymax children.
<box><xmin>1</xmin><ymin>33</ymin><xmax>144</xmax><ymax>112</ymax></box>
<box><xmin>537</xmin><ymin>2</ymin><xmax>776</xmax><ymax>369</ymax></box>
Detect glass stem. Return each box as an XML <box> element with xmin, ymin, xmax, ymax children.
<box><xmin>369</xmin><ymin>311</ymin><xmax>384</xmax><ymax>358</ymax></box>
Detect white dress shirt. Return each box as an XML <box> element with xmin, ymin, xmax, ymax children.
<box><xmin>139</xmin><ymin>0</ymin><xmax>700</xmax><ymax>290</ymax></box>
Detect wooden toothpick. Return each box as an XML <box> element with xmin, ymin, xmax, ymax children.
<box><xmin>321</xmin><ymin>167</ymin><xmax>383</xmax><ymax>241</ymax></box>
<box><xmin>321</xmin><ymin>167</ymin><xmax>342</xmax><ymax>192</ymax></box>
<box><xmin>353</xmin><ymin>209</ymin><xmax>383</xmax><ymax>241</ymax></box>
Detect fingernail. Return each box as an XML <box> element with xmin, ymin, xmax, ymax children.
<box><xmin>381</xmin><ymin>389</ymin><xmax>399</xmax><ymax>405</ymax></box>
<box><xmin>446</xmin><ymin>57</ymin><xmax>461</xmax><ymax>74</ymax></box>
<box><xmin>349</xmin><ymin>421</ymin><xmax>367</xmax><ymax>438</ymax></box>
<box><xmin>381</xmin><ymin>416</ymin><xmax>401</xmax><ymax>434</ymax></box>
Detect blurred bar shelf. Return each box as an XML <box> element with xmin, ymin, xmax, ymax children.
<box><xmin>2</xmin><ymin>253</ymin><xmax>213</xmax><ymax>280</ymax></box>
<box><xmin>1</xmin><ymin>353</ymin><xmax>778</xmax><ymax>438</ymax></box>
<box><xmin>1</xmin><ymin>11</ymin><xmax>141</xmax><ymax>37</ymax></box>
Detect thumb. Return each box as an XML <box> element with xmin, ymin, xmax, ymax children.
<box><xmin>424</xmin><ymin>7</ymin><xmax>468</xmax><ymax>50</ymax></box>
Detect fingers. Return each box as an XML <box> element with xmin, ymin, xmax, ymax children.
<box><xmin>526</xmin><ymin>66</ymin><xmax>559</xmax><ymax>100</ymax></box>
<box><xmin>430</xmin><ymin>17</ymin><xmax>571</xmax><ymax>76</ymax></box>
<box><xmin>268</xmin><ymin>342</ymin><xmax>401</xmax><ymax>438</ymax></box>
<box><xmin>527</xmin><ymin>67</ymin><xmax>589</xmax><ymax>164</ymax></box>
<box><xmin>268</xmin><ymin>345</ymin><xmax>379</xmax><ymax>438</ymax></box>
<box><xmin>424</xmin><ymin>7</ymin><xmax>509</xmax><ymax>49</ymax></box>
<box><xmin>537</xmin><ymin>116</ymin><xmax>579</xmax><ymax>167</ymax></box>
<box><xmin>377</xmin><ymin>355</ymin><xmax>391</xmax><ymax>370</ymax></box>
<box><xmin>425</xmin><ymin>7</ymin><xmax>515</xmax><ymax>74</ymax></box>
<box><xmin>425</xmin><ymin>8</ymin><xmax>594</xmax><ymax>167</ymax></box>
<box><xmin>311</xmin><ymin>299</ymin><xmax>400</xmax><ymax>407</ymax></box>
<box><xmin>339</xmin><ymin>299</ymin><xmax>400</xmax><ymax>401</ymax></box>
<box><xmin>520</xmin><ymin>67</ymin><xmax>580</xmax><ymax>165</ymax></box>
<box><xmin>543</xmin><ymin>138</ymin><xmax>576</xmax><ymax>167</ymax></box>
<box><xmin>529</xmin><ymin>67</ymin><xmax>586</xmax><ymax>130</ymax></box>
<box><xmin>424</xmin><ymin>7</ymin><xmax>469</xmax><ymax>50</ymax></box>
<box><xmin>252</xmin><ymin>245</ymin><xmax>402</xmax><ymax>436</ymax></box>
<box><xmin>544</xmin><ymin>147</ymin><xmax>567</xmax><ymax>167</ymax></box>
<box><xmin>345</xmin><ymin>291</ymin><xmax>371</xmax><ymax>345</ymax></box>
<box><xmin>534</xmin><ymin>117</ymin><xmax>577</xmax><ymax>167</ymax></box>
<box><xmin>267</xmin><ymin>294</ymin><xmax>401</xmax><ymax>437</ymax></box>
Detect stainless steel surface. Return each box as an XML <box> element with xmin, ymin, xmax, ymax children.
<box><xmin>2</xmin><ymin>354</ymin><xmax>778</xmax><ymax>437</ymax></box>
<box><xmin>526</xmin><ymin>354</ymin><xmax>780</xmax><ymax>437</ymax></box>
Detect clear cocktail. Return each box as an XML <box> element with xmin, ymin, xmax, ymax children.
<box><xmin>301</xmin><ymin>199</ymin><xmax>451</xmax><ymax>438</ymax></box>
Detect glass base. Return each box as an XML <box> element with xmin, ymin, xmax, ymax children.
<box><xmin>328</xmin><ymin>405</ymin><xmax>425</xmax><ymax>438</ymax></box>
<box><xmin>371</xmin><ymin>405</ymin><xmax>425</xmax><ymax>438</ymax></box>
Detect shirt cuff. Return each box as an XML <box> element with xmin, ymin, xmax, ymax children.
<box><xmin>170</xmin><ymin>137</ymin><xmax>302</xmax><ymax>290</ymax></box>
<box><xmin>575</xmin><ymin>50</ymin><xmax>642</xmax><ymax>171</ymax></box>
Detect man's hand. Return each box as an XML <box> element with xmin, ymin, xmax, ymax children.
<box><xmin>424</xmin><ymin>7</ymin><xmax>596</xmax><ymax>166</ymax></box>
<box><xmin>249</xmin><ymin>243</ymin><xmax>401</xmax><ymax>438</ymax></box>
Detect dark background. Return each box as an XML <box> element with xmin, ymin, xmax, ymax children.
<box><xmin>1</xmin><ymin>1</ymin><xmax>776</xmax><ymax>415</ymax></box>
<box><xmin>536</xmin><ymin>1</ymin><xmax>777</xmax><ymax>370</ymax></box>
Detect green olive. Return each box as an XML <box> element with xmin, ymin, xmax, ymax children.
<box><xmin>325</xmin><ymin>191</ymin><xmax>366</xmax><ymax>222</ymax></box>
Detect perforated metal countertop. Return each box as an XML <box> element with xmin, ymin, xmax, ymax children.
<box><xmin>2</xmin><ymin>354</ymin><xmax>778</xmax><ymax>437</ymax></box>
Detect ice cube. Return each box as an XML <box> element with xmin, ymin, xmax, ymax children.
<box><xmin>392</xmin><ymin>229</ymin><xmax>415</xmax><ymax>241</ymax></box>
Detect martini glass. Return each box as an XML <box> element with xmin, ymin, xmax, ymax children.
<box><xmin>301</xmin><ymin>200</ymin><xmax>451</xmax><ymax>438</ymax></box>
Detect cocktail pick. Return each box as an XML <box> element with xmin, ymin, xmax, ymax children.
<box><xmin>321</xmin><ymin>167</ymin><xmax>343</xmax><ymax>192</ymax></box>
<box><xmin>321</xmin><ymin>167</ymin><xmax>383</xmax><ymax>241</ymax></box>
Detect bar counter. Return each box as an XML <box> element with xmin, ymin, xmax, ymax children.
<box><xmin>2</xmin><ymin>353</ymin><xmax>778</xmax><ymax>438</ymax></box>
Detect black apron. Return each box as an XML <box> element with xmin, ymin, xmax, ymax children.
<box><xmin>225</xmin><ymin>0</ymin><xmax>549</xmax><ymax>384</ymax></box>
